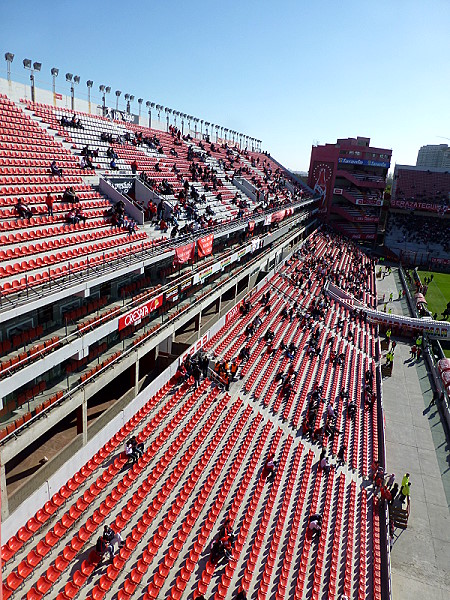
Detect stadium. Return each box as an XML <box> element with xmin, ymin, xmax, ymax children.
<box><xmin>1</xmin><ymin>4</ymin><xmax>449</xmax><ymax>600</ymax></box>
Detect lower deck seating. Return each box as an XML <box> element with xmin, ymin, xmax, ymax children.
<box><xmin>1</xmin><ymin>229</ymin><xmax>384</xmax><ymax>600</ymax></box>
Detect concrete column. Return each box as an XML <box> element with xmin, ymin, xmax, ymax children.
<box><xmin>134</xmin><ymin>360</ymin><xmax>139</xmax><ymax>397</ymax></box>
<box><xmin>76</xmin><ymin>395</ymin><xmax>88</xmax><ymax>445</ymax></box>
<box><xmin>197</xmin><ymin>313</ymin><xmax>202</xmax><ymax>340</ymax></box>
<box><xmin>0</xmin><ymin>458</ymin><xmax>9</xmax><ymax>521</ymax></box>
<box><xmin>217</xmin><ymin>296</ymin><xmax>222</xmax><ymax>315</ymax></box>
<box><xmin>234</xmin><ymin>282</ymin><xmax>238</xmax><ymax>302</ymax></box>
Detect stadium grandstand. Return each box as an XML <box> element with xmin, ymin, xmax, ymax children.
<box><xmin>0</xmin><ymin>51</ymin><xmax>450</xmax><ymax>600</ymax></box>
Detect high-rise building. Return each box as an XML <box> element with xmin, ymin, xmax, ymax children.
<box><xmin>307</xmin><ymin>137</ymin><xmax>391</xmax><ymax>241</ymax></box>
<box><xmin>416</xmin><ymin>144</ymin><xmax>450</xmax><ymax>169</ymax></box>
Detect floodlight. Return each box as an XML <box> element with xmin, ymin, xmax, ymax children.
<box><xmin>23</xmin><ymin>59</ymin><xmax>32</xmax><ymax>69</ymax></box>
<box><xmin>86</xmin><ymin>80</ymin><xmax>93</xmax><ymax>88</ymax></box>
<box><xmin>5</xmin><ymin>53</ymin><xmax>14</xmax><ymax>62</ymax></box>
<box><xmin>105</xmin><ymin>87</ymin><xmax>111</xmax><ymax>93</ymax></box>
<box><xmin>66</xmin><ymin>73</ymin><xmax>73</xmax><ymax>82</ymax></box>
<box><xmin>51</xmin><ymin>67</ymin><xmax>59</xmax><ymax>76</ymax></box>
<box><xmin>73</xmin><ymin>75</ymin><xmax>80</xmax><ymax>84</ymax></box>
<box><xmin>33</xmin><ymin>62</ymin><xmax>41</xmax><ymax>71</ymax></box>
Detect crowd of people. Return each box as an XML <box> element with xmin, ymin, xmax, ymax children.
<box><xmin>386</xmin><ymin>213</ymin><xmax>450</xmax><ymax>256</ymax></box>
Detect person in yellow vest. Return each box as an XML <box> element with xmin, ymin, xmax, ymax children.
<box><xmin>386</xmin><ymin>328</ymin><xmax>392</xmax><ymax>347</ymax></box>
<box><xmin>400</xmin><ymin>473</ymin><xmax>410</xmax><ymax>502</ymax></box>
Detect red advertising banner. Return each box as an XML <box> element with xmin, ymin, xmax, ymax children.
<box><xmin>174</xmin><ymin>242</ymin><xmax>195</xmax><ymax>265</ymax></box>
<box><xmin>225</xmin><ymin>300</ymin><xmax>243</xmax><ymax>326</ymax></box>
<box><xmin>118</xmin><ymin>294</ymin><xmax>163</xmax><ymax>331</ymax></box>
<box><xmin>271</xmin><ymin>210</ymin><xmax>286</xmax><ymax>223</ymax></box>
<box><xmin>248</xmin><ymin>221</ymin><xmax>255</xmax><ymax>232</ymax></box>
<box><xmin>198</xmin><ymin>234</ymin><xmax>214</xmax><ymax>258</ymax></box>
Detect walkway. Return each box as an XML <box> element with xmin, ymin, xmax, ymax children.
<box><xmin>377</xmin><ymin>266</ymin><xmax>450</xmax><ymax>600</ymax></box>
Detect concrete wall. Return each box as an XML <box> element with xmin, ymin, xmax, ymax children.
<box><xmin>0</xmin><ymin>76</ymin><xmax>96</xmax><ymax>115</ymax></box>
<box><xmin>99</xmin><ymin>177</ymin><xmax>144</xmax><ymax>224</ymax></box>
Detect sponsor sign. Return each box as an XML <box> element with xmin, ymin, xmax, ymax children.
<box><xmin>225</xmin><ymin>300</ymin><xmax>243</xmax><ymax>326</ymax></box>
<box><xmin>180</xmin><ymin>277</ymin><xmax>192</xmax><ymax>291</ymax></box>
<box><xmin>390</xmin><ymin>199</ymin><xmax>448</xmax><ymax>213</ymax></box>
<box><xmin>355</xmin><ymin>197</ymin><xmax>383</xmax><ymax>207</ymax></box>
<box><xmin>198</xmin><ymin>234</ymin><xmax>214</xmax><ymax>258</ymax></box>
<box><xmin>165</xmin><ymin>286</ymin><xmax>178</xmax><ymax>302</ymax></box>
<box><xmin>55</xmin><ymin>93</ymin><xmax>63</xmax><ymax>100</ymax></box>
<box><xmin>179</xmin><ymin>332</ymin><xmax>211</xmax><ymax>364</ymax></box>
<box><xmin>118</xmin><ymin>294</ymin><xmax>163</xmax><ymax>331</ymax></box>
<box><xmin>271</xmin><ymin>210</ymin><xmax>286</xmax><ymax>223</ymax></box>
<box><xmin>338</xmin><ymin>157</ymin><xmax>390</xmax><ymax>168</ymax></box>
<box><xmin>220</xmin><ymin>255</ymin><xmax>232</xmax><ymax>269</ymax></box>
<box><xmin>430</xmin><ymin>257</ymin><xmax>450</xmax><ymax>268</ymax></box>
<box><xmin>174</xmin><ymin>242</ymin><xmax>195</xmax><ymax>265</ymax></box>
<box><xmin>237</xmin><ymin>247</ymin><xmax>247</xmax><ymax>260</ymax></box>
<box><xmin>105</xmin><ymin>107</ymin><xmax>139</xmax><ymax>124</ymax></box>
<box><xmin>108</xmin><ymin>177</ymin><xmax>135</xmax><ymax>195</ymax></box>
<box><xmin>333</xmin><ymin>188</ymin><xmax>343</xmax><ymax>195</ymax></box>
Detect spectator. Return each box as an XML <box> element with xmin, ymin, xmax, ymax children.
<box><xmin>95</xmin><ymin>535</ymin><xmax>114</xmax><ymax>561</ymax></box>
<box><xmin>63</xmin><ymin>187</ymin><xmax>79</xmax><ymax>204</ymax></box>
<box><xmin>308</xmin><ymin>513</ymin><xmax>322</xmax><ymax>537</ymax></box>
<box><xmin>45</xmin><ymin>192</ymin><xmax>54</xmax><ymax>216</ymax></box>
<box><xmin>50</xmin><ymin>160</ymin><xmax>63</xmax><ymax>177</ymax></box>
<box><xmin>319</xmin><ymin>449</ymin><xmax>331</xmax><ymax>474</ymax></box>
<box><xmin>15</xmin><ymin>198</ymin><xmax>33</xmax><ymax>219</ymax></box>
<box><xmin>102</xmin><ymin>525</ymin><xmax>125</xmax><ymax>550</ymax></box>
<box><xmin>263</xmin><ymin>453</ymin><xmax>276</xmax><ymax>480</ymax></box>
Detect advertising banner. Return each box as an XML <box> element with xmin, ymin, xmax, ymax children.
<box><xmin>165</xmin><ymin>287</ymin><xmax>178</xmax><ymax>302</ymax></box>
<box><xmin>180</xmin><ymin>277</ymin><xmax>193</xmax><ymax>291</ymax></box>
<box><xmin>390</xmin><ymin>200</ymin><xmax>447</xmax><ymax>213</ymax></box>
<box><xmin>271</xmin><ymin>210</ymin><xmax>286</xmax><ymax>223</ymax></box>
<box><xmin>118</xmin><ymin>294</ymin><xmax>163</xmax><ymax>331</ymax></box>
<box><xmin>338</xmin><ymin>157</ymin><xmax>390</xmax><ymax>168</ymax></box>
<box><xmin>174</xmin><ymin>242</ymin><xmax>195</xmax><ymax>265</ymax></box>
<box><xmin>198</xmin><ymin>234</ymin><xmax>214</xmax><ymax>258</ymax></box>
<box><xmin>225</xmin><ymin>300</ymin><xmax>243</xmax><ymax>326</ymax></box>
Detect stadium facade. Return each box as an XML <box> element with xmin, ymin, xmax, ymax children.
<box><xmin>307</xmin><ymin>137</ymin><xmax>392</xmax><ymax>242</ymax></box>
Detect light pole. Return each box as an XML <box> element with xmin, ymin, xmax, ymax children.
<box><xmin>5</xmin><ymin>53</ymin><xmax>14</xmax><ymax>82</ymax></box>
<box><xmin>138</xmin><ymin>98</ymin><xmax>143</xmax><ymax>118</ymax></box>
<box><xmin>24</xmin><ymin>59</ymin><xmax>41</xmax><ymax>103</ymax></box>
<box><xmin>146</xmin><ymin>101</ymin><xmax>154</xmax><ymax>128</ymax></box>
<box><xmin>86</xmin><ymin>80</ymin><xmax>93</xmax><ymax>113</ymax></box>
<box><xmin>51</xmin><ymin>67</ymin><xmax>59</xmax><ymax>106</ymax></box>
<box><xmin>115</xmin><ymin>90</ymin><xmax>121</xmax><ymax>111</ymax></box>
<box><xmin>165</xmin><ymin>107</ymin><xmax>172</xmax><ymax>131</ymax></box>
<box><xmin>99</xmin><ymin>85</ymin><xmax>110</xmax><ymax>116</ymax></box>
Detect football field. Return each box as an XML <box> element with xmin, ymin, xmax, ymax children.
<box><xmin>417</xmin><ymin>270</ymin><xmax>450</xmax><ymax>319</ymax></box>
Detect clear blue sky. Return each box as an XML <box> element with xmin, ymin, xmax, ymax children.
<box><xmin>1</xmin><ymin>0</ymin><xmax>449</xmax><ymax>172</ymax></box>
